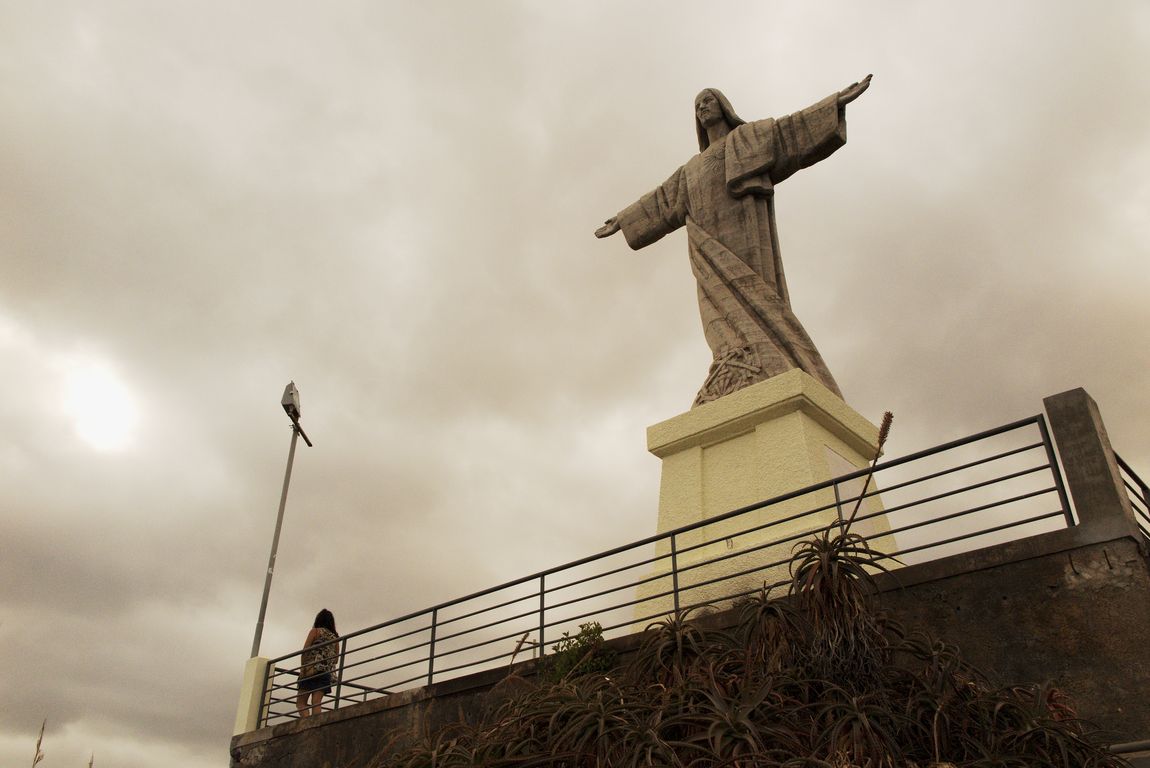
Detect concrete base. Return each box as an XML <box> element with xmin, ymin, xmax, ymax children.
<box><xmin>636</xmin><ymin>370</ymin><xmax>886</xmax><ymax>618</ymax></box>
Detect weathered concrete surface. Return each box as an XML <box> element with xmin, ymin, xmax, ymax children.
<box><xmin>230</xmin><ymin>529</ymin><xmax>1150</xmax><ymax>767</ymax></box>
<box><xmin>231</xmin><ymin>661</ymin><xmax>539</xmax><ymax>768</ymax></box>
<box><xmin>877</xmin><ymin>534</ymin><xmax>1150</xmax><ymax>738</ymax></box>
<box><xmin>1045</xmin><ymin>388</ymin><xmax>1139</xmax><ymax>532</ymax></box>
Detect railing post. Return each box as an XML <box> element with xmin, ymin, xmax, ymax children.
<box><xmin>427</xmin><ymin>609</ymin><xmax>438</xmax><ymax>687</ymax></box>
<box><xmin>333</xmin><ymin>637</ymin><xmax>347</xmax><ymax>711</ymax></box>
<box><xmin>1043</xmin><ymin>388</ymin><xmax>1139</xmax><ymax>537</ymax></box>
<box><xmin>1036</xmin><ymin>414</ymin><xmax>1074</xmax><ymax>526</ymax></box>
<box><xmin>670</xmin><ymin>533</ymin><xmax>680</xmax><ymax>614</ymax></box>
<box><xmin>832</xmin><ymin>481</ymin><xmax>845</xmax><ymax>533</ymax></box>
<box><xmin>538</xmin><ymin>575</ymin><xmax>546</xmax><ymax>658</ymax></box>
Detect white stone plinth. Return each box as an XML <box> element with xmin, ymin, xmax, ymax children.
<box><xmin>636</xmin><ymin>369</ymin><xmax>886</xmax><ymax>622</ymax></box>
<box><xmin>233</xmin><ymin>656</ymin><xmax>271</xmax><ymax>735</ymax></box>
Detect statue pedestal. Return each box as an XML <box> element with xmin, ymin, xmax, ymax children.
<box><xmin>636</xmin><ymin>369</ymin><xmax>885</xmax><ymax>621</ymax></box>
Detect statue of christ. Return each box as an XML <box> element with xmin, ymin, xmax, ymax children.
<box><xmin>596</xmin><ymin>76</ymin><xmax>871</xmax><ymax>406</ymax></box>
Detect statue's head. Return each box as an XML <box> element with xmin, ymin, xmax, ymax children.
<box><xmin>695</xmin><ymin>88</ymin><xmax>745</xmax><ymax>151</ymax></box>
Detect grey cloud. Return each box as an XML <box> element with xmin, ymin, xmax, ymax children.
<box><xmin>2</xmin><ymin>2</ymin><xmax>1149</xmax><ymax>767</ymax></box>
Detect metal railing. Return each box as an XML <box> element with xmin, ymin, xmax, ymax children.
<box><xmin>1116</xmin><ymin>453</ymin><xmax>1150</xmax><ymax>540</ymax></box>
<box><xmin>258</xmin><ymin>414</ymin><xmax>1074</xmax><ymax>727</ymax></box>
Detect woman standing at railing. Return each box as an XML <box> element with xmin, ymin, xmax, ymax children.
<box><xmin>296</xmin><ymin>609</ymin><xmax>339</xmax><ymax>717</ymax></box>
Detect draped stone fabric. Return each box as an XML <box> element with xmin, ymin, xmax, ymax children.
<box><xmin>617</xmin><ymin>92</ymin><xmax>848</xmax><ymax>406</ymax></box>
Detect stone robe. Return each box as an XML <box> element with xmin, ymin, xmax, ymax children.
<box><xmin>617</xmin><ymin>93</ymin><xmax>847</xmax><ymax>406</ymax></box>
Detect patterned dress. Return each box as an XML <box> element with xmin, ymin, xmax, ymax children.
<box><xmin>300</xmin><ymin>627</ymin><xmax>339</xmax><ymax>692</ymax></box>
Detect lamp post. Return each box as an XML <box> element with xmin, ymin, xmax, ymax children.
<box><xmin>250</xmin><ymin>381</ymin><xmax>314</xmax><ymax>658</ymax></box>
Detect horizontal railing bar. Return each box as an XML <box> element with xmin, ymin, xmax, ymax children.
<box><xmin>341</xmin><ymin>665</ymin><xmax>429</xmax><ymax>690</ymax></box>
<box><xmin>543</xmin><ymin>599</ymin><xmax>653</xmax><ymax>637</ymax></box>
<box><xmin>429</xmin><ymin>624</ymin><xmax>543</xmax><ymax>662</ymax></box>
<box><xmin>892</xmin><ymin>510</ymin><xmax>1065</xmax><ymax>559</ymax></box>
<box><xmin>544</xmin><ymin>551</ymin><xmax>666</xmax><ymax>595</ymax></box>
<box><xmin>880</xmin><ymin>486</ymin><xmax>1059</xmax><ymax>550</ymax></box>
<box><xmin>272</xmin><ymin>622</ymin><xmax>431</xmax><ymax>669</ymax></box>
<box><xmin>543</xmin><ymin>572</ymin><xmax>656</xmax><ymax>614</ymax></box>
<box><xmin>674</xmin><ymin>524</ymin><xmax>831</xmax><ymax>578</ymax></box>
<box><xmin>671</xmin><ymin>585</ymin><xmax>765</xmax><ymax>619</ymax></box>
<box><xmin>839</xmin><ymin>504</ymin><xmax>903</xmax><ymax>533</ymax></box>
<box><xmin>846</xmin><ymin>442</ymin><xmax>1047</xmax><ymax>502</ymax></box>
<box><xmin>593</xmin><ymin>584</ymin><xmax>767</xmax><ymax>639</ymax></box>
<box><xmin>339</xmin><ymin>650</ymin><xmax>426</xmax><ymax>678</ymax></box>
<box><xmin>665</xmin><ymin>451</ymin><xmax>1050</xmax><ymax>566</ymax></box>
<box><xmin>339</xmin><ymin>671</ymin><xmax>424</xmax><ymax>695</ymax></box>
<box><xmin>853</xmin><ymin>415</ymin><xmax>1042</xmax><ymax>476</ymax></box>
<box><xmin>264</xmin><ymin>692</ymin><xmax>297</xmax><ymax>707</ymax></box>
<box><xmin>1116</xmin><ymin>453</ymin><xmax>1148</xmax><ymax>488</ymax></box>
<box><xmin>266</xmin><ymin>682</ymin><xmax>300</xmax><ymax>698</ymax></box>
<box><xmin>338</xmin><ymin>662</ymin><xmax>428</xmax><ymax>690</ymax></box>
<box><xmin>260</xmin><ymin>416</ymin><xmax>1086</xmax><ymax>727</ymax></box>
<box><xmin>270</xmin><ymin>633</ymin><xmax>342</xmax><ymax>669</ymax></box>
<box><xmin>542</xmin><ymin>584</ymin><xmax>684</xmax><ymax>634</ymax></box>
<box><xmin>340</xmin><ymin>672</ymin><xmax>427</xmax><ymax>697</ymax></box>
<box><xmin>344</xmin><ymin>622</ymin><xmax>431</xmax><ymax>654</ymax></box>
<box><xmin>432</xmin><ymin>649</ymin><xmax>520</xmax><ymax>679</ymax></box>
<box><xmin>553</xmin><ymin>531</ymin><xmax>808</xmax><ymax>623</ymax></box>
<box><xmin>1121</xmin><ymin>478</ymin><xmax>1149</xmax><ymax>508</ymax></box>
<box><xmin>284</xmin><ymin>492</ymin><xmax>1065</xmax><ymax>714</ymax></box>
<box><xmin>863</xmin><ymin>463</ymin><xmax>1052</xmax><ymax>520</ymax></box>
<box><xmin>672</xmin><ymin>502</ymin><xmax>839</xmax><ymax>563</ymax></box>
<box><xmin>341</xmin><ymin>637</ymin><xmax>433</xmax><ymax>670</ymax></box>
<box><xmin>611</xmin><ymin>558</ymin><xmax>679</xmax><ymax>594</ymax></box>
<box><xmin>432</xmin><ymin>607</ymin><xmax>540</xmax><ymax>646</ymax></box>
<box><xmin>338</xmin><ymin>649</ymin><xmax>422</xmax><ymax>676</ymax></box>
<box><xmin>338</xmin><ymin>648</ymin><xmax>432</xmax><ymax>676</ymax></box>
<box><xmin>672</xmin><ymin>548</ymin><xmax>797</xmax><ymax>592</ymax></box>
<box><xmin>432</xmin><ymin>590</ymin><xmax>542</xmax><ymax>630</ymax></box>
<box><xmin>363</xmin><ymin>670</ymin><xmax>430</xmax><ymax>691</ymax></box>
<box><xmin>678</xmin><ymin>564</ymin><xmax>786</xmax><ymax>601</ymax></box>
<box><xmin>267</xmin><ymin>417</ymin><xmax>1044</xmax><ymax>665</ymax></box>
<box><xmin>681</xmin><ymin>417</ymin><xmax>1047</xmax><ymax>536</ymax></box>
<box><xmin>338</xmin><ymin>680</ymin><xmax>385</xmax><ymax>693</ymax></box>
<box><xmin>569</xmin><ymin>584</ymin><xmax>681</xmax><ymax>634</ymax></box>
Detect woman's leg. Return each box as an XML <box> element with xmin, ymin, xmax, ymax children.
<box><xmin>296</xmin><ymin>689</ymin><xmax>310</xmax><ymax>717</ymax></box>
<box><xmin>309</xmin><ymin>690</ymin><xmax>324</xmax><ymax>717</ymax></box>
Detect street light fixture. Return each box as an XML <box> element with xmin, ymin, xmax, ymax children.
<box><xmin>250</xmin><ymin>381</ymin><xmax>313</xmax><ymax>658</ymax></box>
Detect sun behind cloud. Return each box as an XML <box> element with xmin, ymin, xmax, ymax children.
<box><xmin>61</xmin><ymin>357</ymin><xmax>140</xmax><ymax>452</ymax></box>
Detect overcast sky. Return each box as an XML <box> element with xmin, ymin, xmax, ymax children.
<box><xmin>2</xmin><ymin>2</ymin><xmax>1149</xmax><ymax>766</ymax></box>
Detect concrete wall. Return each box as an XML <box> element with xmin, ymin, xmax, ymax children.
<box><xmin>877</xmin><ymin>531</ymin><xmax>1150</xmax><ymax>737</ymax></box>
<box><xmin>230</xmin><ymin>387</ymin><xmax>1150</xmax><ymax>766</ymax></box>
<box><xmin>230</xmin><ymin>529</ymin><xmax>1150</xmax><ymax>767</ymax></box>
<box><xmin>230</xmin><ymin>663</ymin><xmax>534</xmax><ymax>768</ymax></box>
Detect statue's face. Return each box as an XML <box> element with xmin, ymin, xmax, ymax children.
<box><xmin>695</xmin><ymin>91</ymin><xmax>723</xmax><ymax>128</ymax></box>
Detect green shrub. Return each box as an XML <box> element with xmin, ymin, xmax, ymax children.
<box><xmin>542</xmin><ymin>621</ymin><xmax>617</xmax><ymax>684</ymax></box>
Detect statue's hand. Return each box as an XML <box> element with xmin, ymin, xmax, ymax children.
<box><xmin>594</xmin><ymin>217</ymin><xmax>621</xmax><ymax>238</ymax></box>
<box><xmin>837</xmin><ymin>74</ymin><xmax>872</xmax><ymax>106</ymax></box>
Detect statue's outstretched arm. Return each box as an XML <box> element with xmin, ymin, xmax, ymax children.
<box><xmin>594</xmin><ymin>217</ymin><xmax>621</xmax><ymax>238</ymax></box>
<box><xmin>837</xmin><ymin>74</ymin><xmax>872</xmax><ymax>106</ymax></box>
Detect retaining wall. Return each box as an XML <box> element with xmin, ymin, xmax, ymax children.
<box><xmin>231</xmin><ymin>387</ymin><xmax>1150</xmax><ymax>766</ymax></box>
